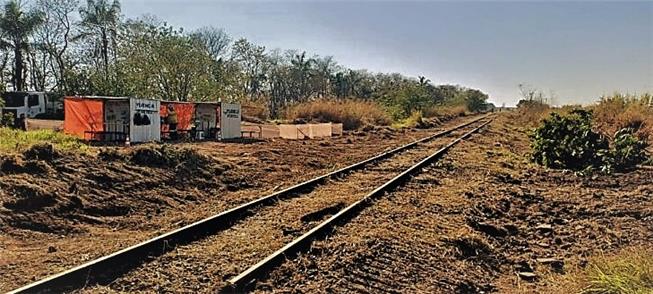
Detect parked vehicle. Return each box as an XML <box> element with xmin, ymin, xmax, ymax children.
<box><xmin>0</xmin><ymin>91</ymin><xmax>63</xmax><ymax>119</ymax></box>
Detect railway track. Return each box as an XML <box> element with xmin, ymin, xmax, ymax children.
<box><xmin>10</xmin><ymin>115</ymin><xmax>491</xmax><ymax>294</ymax></box>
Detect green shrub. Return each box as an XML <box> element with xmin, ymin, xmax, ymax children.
<box><xmin>531</xmin><ymin>110</ymin><xmax>649</xmax><ymax>173</ymax></box>
<box><xmin>393</xmin><ymin>111</ymin><xmax>426</xmax><ymax>129</ymax></box>
<box><xmin>608</xmin><ymin>128</ymin><xmax>649</xmax><ymax>171</ymax></box>
<box><xmin>381</xmin><ymin>84</ymin><xmax>432</xmax><ymax>120</ymax></box>
<box><xmin>531</xmin><ymin>110</ymin><xmax>609</xmax><ymax>170</ymax></box>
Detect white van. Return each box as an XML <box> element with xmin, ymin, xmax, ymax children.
<box><xmin>0</xmin><ymin>92</ymin><xmax>50</xmax><ymax>118</ymax></box>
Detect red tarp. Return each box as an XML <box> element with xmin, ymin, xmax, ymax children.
<box><xmin>160</xmin><ymin>102</ymin><xmax>195</xmax><ymax>131</ymax></box>
<box><xmin>63</xmin><ymin>97</ymin><xmax>104</xmax><ymax>138</ymax></box>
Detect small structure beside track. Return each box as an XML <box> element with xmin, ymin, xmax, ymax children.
<box><xmin>62</xmin><ymin>96</ymin><xmax>242</xmax><ymax>143</ymax></box>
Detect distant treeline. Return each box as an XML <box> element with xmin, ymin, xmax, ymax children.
<box><xmin>0</xmin><ymin>0</ymin><xmax>491</xmax><ymax>118</ymax></box>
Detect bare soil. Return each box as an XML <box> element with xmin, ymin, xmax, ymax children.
<box><xmin>1</xmin><ymin>113</ymin><xmax>650</xmax><ymax>293</ymax></box>
<box><xmin>0</xmin><ymin>116</ymin><xmax>466</xmax><ymax>292</ymax></box>
<box><xmin>81</xmin><ymin>122</ymin><xmax>485</xmax><ymax>293</ymax></box>
<box><xmin>254</xmin><ymin>113</ymin><xmax>652</xmax><ymax>293</ymax></box>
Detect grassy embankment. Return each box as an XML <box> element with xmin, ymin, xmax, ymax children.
<box><xmin>0</xmin><ymin>128</ymin><xmax>88</xmax><ymax>154</ymax></box>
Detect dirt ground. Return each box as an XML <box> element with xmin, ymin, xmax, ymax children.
<box><xmin>256</xmin><ymin>113</ymin><xmax>652</xmax><ymax>293</ymax></box>
<box><xmin>1</xmin><ymin>113</ymin><xmax>651</xmax><ymax>293</ymax></box>
<box><xmin>80</xmin><ymin>121</ymin><xmax>486</xmax><ymax>293</ymax></box>
<box><xmin>0</xmin><ymin>116</ymin><xmax>465</xmax><ymax>292</ymax></box>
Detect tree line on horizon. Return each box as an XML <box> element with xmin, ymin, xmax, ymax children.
<box><xmin>0</xmin><ymin>0</ymin><xmax>490</xmax><ymax>118</ymax></box>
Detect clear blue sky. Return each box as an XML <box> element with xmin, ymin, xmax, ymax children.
<box><xmin>122</xmin><ymin>1</ymin><xmax>653</xmax><ymax>106</ymax></box>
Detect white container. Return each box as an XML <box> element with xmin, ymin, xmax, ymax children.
<box><xmin>129</xmin><ymin>98</ymin><xmax>161</xmax><ymax>143</ymax></box>
<box><xmin>220</xmin><ymin>103</ymin><xmax>242</xmax><ymax>139</ymax></box>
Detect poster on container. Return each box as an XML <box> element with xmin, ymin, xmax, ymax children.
<box><xmin>129</xmin><ymin>98</ymin><xmax>161</xmax><ymax>142</ymax></box>
<box><xmin>220</xmin><ymin>103</ymin><xmax>241</xmax><ymax>139</ymax></box>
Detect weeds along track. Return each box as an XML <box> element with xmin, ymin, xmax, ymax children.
<box><xmin>10</xmin><ymin>116</ymin><xmax>490</xmax><ymax>294</ymax></box>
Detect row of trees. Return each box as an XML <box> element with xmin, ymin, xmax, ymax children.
<box><xmin>0</xmin><ymin>0</ymin><xmax>490</xmax><ymax>118</ymax></box>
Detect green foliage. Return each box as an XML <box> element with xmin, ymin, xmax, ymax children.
<box><xmin>464</xmin><ymin>89</ymin><xmax>489</xmax><ymax>113</ymax></box>
<box><xmin>0</xmin><ymin>0</ymin><xmax>44</xmax><ymax>91</ymax></box>
<box><xmin>531</xmin><ymin>110</ymin><xmax>609</xmax><ymax>170</ymax></box>
<box><xmin>531</xmin><ymin>110</ymin><xmax>649</xmax><ymax>173</ymax></box>
<box><xmin>119</xmin><ymin>20</ymin><xmax>215</xmax><ymax>101</ymax></box>
<box><xmin>608</xmin><ymin>128</ymin><xmax>649</xmax><ymax>171</ymax></box>
<box><xmin>382</xmin><ymin>83</ymin><xmax>432</xmax><ymax>119</ymax></box>
<box><xmin>380</xmin><ymin>82</ymin><xmax>486</xmax><ymax>120</ymax></box>
<box><xmin>78</xmin><ymin>0</ymin><xmax>121</xmax><ymax>75</ymax></box>
<box><xmin>393</xmin><ymin>111</ymin><xmax>427</xmax><ymax>129</ymax></box>
<box><xmin>0</xmin><ymin>127</ymin><xmax>88</xmax><ymax>154</ymax></box>
<box><xmin>1</xmin><ymin>112</ymin><xmax>14</xmax><ymax>127</ymax></box>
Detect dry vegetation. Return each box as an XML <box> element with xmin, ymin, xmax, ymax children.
<box><xmin>515</xmin><ymin>93</ymin><xmax>652</xmax><ymax>141</ymax></box>
<box><xmin>591</xmin><ymin>93</ymin><xmax>653</xmax><ymax>141</ymax></box>
<box><xmin>242</xmin><ymin>102</ymin><xmax>270</xmax><ymax>123</ymax></box>
<box><xmin>284</xmin><ymin>99</ymin><xmax>392</xmax><ymax>130</ymax></box>
<box><xmin>548</xmin><ymin>247</ymin><xmax>653</xmax><ymax>294</ymax></box>
<box><xmin>423</xmin><ymin>104</ymin><xmax>468</xmax><ymax>119</ymax></box>
<box><xmin>285</xmin><ymin>100</ymin><xmax>470</xmax><ymax>131</ymax></box>
<box><xmin>254</xmin><ymin>113</ymin><xmax>652</xmax><ymax>293</ymax></box>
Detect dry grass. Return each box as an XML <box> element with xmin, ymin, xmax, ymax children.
<box><xmin>590</xmin><ymin>93</ymin><xmax>653</xmax><ymax>141</ymax></box>
<box><xmin>422</xmin><ymin>105</ymin><xmax>467</xmax><ymax>119</ymax></box>
<box><xmin>284</xmin><ymin>99</ymin><xmax>392</xmax><ymax>130</ymax></box>
<box><xmin>241</xmin><ymin>101</ymin><xmax>269</xmax><ymax>122</ymax></box>
<box><xmin>392</xmin><ymin>106</ymin><xmax>468</xmax><ymax>129</ymax></box>
<box><xmin>513</xmin><ymin>101</ymin><xmax>553</xmax><ymax>127</ymax></box>
<box><xmin>548</xmin><ymin>247</ymin><xmax>653</xmax><ymax>294</ymax></box>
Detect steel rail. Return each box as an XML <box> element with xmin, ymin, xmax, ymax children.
<box><xmin>225</xmin><ymin>119</ymin><xmax>493</xmax><ymax>292</ymax></box>
<box><xmin>9</xmin><ymin>115</ymin><xmax>488</xmax><ymax>294</ymax></box>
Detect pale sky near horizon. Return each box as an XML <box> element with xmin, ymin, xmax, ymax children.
<box><xmin>121</xmin><ymin>0</ymin><xmax>653</xmax><ymax>106</ymax></box>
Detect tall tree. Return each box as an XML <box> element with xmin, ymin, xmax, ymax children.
<box><xmin>120</xmin><ymin>20</ymin><xmax>214</xmax><ymax>101</ymax></box>
<box><xmin>34</xmin><ymin>0</ymin><xmax>78</xmax><ymax>92</ymax></box>
<box><xmin>191</xmin><ymin>26</ymin><xmax>231</xmax><ymax>61</ymax></box>
<box><xmin>78</xmin><ymin>0</ymin><xmax>120</xmax><ymax>78</ymax></box>
<box><xmin>313</xmin><ymin>56</ymin><xmax>336</xmax><ymax>97</ymax></box>
<box><xmin>231</xmin><ymin>38</ymin><xmax>267</xmax><ymax>99</ymax></box>
<box><xmin>289</xmin><ymin>51</ymin><xmax>314</xmax><ymax>101</ymax></box>
<box><xmin>0</xmin><ymin>0</ymin><xmax>44</xmax><ymax>91</ymax></box>
<box><xmin>464</xmin><ymin>88</ymin><xmax>489</xmax><ymax>112</ymax></box>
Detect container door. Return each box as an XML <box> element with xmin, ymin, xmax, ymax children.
<box><xmin>220</xmin><ymin>103</ymin><xmax>241</xmax><ymax>139</ymax></box>
<box><xmin>129</xmin><ymin>98</ymin><xmax>161</xmax><ymax>142</ymax></box>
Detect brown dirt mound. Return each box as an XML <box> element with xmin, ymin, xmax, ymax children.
<box><xmin>0</xmin><ymin>144</ymin><xmax>245</xmax><ymax>234</ymax></box>
<box><xmin>23</xmin><ymin>143</ymin><xmax>60</xmax><ymax>161</ymax></box>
